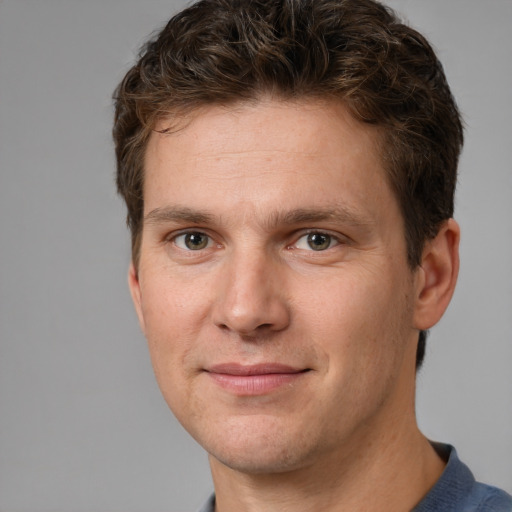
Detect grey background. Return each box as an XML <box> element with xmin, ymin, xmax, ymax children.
<box><xmin>0</xmin><ymin>0</ymin><xmax>510</xmax><ymax>510</ymax></box>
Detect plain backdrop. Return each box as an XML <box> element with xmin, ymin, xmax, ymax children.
<box><xmin>1</xmin><ymin>1</ymin><xmax>511</xmax><ymax>511</ymax></box>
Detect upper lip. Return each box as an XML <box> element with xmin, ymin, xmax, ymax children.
<box><xmin>206</xmin><ymin>363</ymin><xmax>308</xmax><ymax>376</ymax></box>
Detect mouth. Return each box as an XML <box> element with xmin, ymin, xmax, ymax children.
<box><xmin>204</xmin><ymin>363</ymin><xmax>311</xmax><ymax>395</ymax></box>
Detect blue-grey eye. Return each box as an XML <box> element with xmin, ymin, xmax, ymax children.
<box><xmin>295</xmin><ymin>232</ymin><xmax>336</xmax><ymax>251</ymax></box>
<box><xmin>175</xmin><ymin>232</ymin><xmax>211</xmax><ymax>250</ymax></box>
<box><xmin>307</xmin><ymin>233</ymin><xmax>331</xmax><ymax>251</ymax></box>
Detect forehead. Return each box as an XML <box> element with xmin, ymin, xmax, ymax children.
<box><xmin>143</xmin><ymin>98</ymin><xmax>394</xmax><ymax>227</ymax></box>
<box><xmin>148</xmin><ymin>98</ymin><xmax>383</xmax><ymax>165</ymax></box>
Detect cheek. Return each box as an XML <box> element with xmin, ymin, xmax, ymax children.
<box><xmin>139</xmin><ymin>273</ymin><xmax>211</xmax><ymax>381</ymax></box>
<box><xmin>141</xmin><ymin>266</ymin><xmax>212</xmax><ymax>332</ymax></box>
<box><xmin>298</xmin><ymin>268</ymin><xmax>410</xmax><ymax>373</ymax></box>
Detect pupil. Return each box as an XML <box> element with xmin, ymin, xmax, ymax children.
<box><xmin>185</xmin><ymin>232</ymin><xmax>208</xmax><ymax>250</ymax></box>
<box><xmin>308</xmin><ymin>233</ymin><xmax>330</xmax><ymax>251</ymax></box>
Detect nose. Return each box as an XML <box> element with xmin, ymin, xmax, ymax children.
<box><xmin>212</xmin><ymin>250</ymin><xmax>290</xmax><ymax>337</ymax></box>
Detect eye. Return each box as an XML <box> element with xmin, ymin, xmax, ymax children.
<box><xmin>174</xmin><ymin>232</ymin><xmax>213</xmax><ymax>250</ymax></box>
<box><xmin>294</xmin><ymin>232</ymin><xmax>338</xmax><ymax>251</ymax></box>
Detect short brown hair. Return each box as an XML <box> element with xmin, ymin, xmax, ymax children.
<box><xmin>113</xmin><ymin>0</ymin><xmax>463</xmax><ymax>367</ymax></box>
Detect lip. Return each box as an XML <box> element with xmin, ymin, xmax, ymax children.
<box><xmin>205</xmin><ymin>363</ymin><xmax>310</xmax><ymax>395</ymax></box>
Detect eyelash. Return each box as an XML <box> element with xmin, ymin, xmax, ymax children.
<box><xmin>167</xmin><ymin>229</ymin><xmax>345</xmax><ymax>252</ymax></box>
<box><xmin>291</xmin><ymin>231</ymin><xmax>341</xmax><ymax>252</ymax></box>
<box><xmin>171</xmin><ymin>231</ymin><xmax>216</xmax><ymax>251</ymax></box>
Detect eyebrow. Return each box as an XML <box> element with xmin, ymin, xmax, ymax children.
<box><xmin>275</xmin><ymin>207</ymin><xmax>372</xmax><ymax>228</ymax></box>
<box><xmin>145</xmin><ymin>206</ymin><xmax>215</xmax><ymax>225</ymax></box>
<box><xmin>144</xmin><ymin>205</ymin><xmax>373</xmax><ymax>229</ymax></box>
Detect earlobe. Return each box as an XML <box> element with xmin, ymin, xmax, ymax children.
<box><xmin>413</xmin><ymin>219</ymin><xmax>460</xmax><ymax>330</ymax></box>
<box><xmin>128</xmin><ymin>262</ymin><xmax>146</xmax><ymax>334</ymax></box>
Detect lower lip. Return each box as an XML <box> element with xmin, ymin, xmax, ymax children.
<box><xmin>206</xmin><ymin>372</ymin><xmax>306</xmax><ymax>395</ymax></box>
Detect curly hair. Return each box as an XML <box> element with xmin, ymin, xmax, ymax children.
<box><xmin>113</xmin><ymin>0</ymin><xmax>463</xmax><ymax>368</ymax></box>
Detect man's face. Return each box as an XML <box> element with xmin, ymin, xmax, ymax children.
<box><xmin>130</xmin><ymin>99</ymin><xmax>423</xmax><ymax>474</ymax></box>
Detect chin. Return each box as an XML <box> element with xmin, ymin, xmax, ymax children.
<box><xmin>199</xmin><ymin>415</ymin><xmax>318</xmax><ymax>475</ymax></box>
<box><xmin>210</xmin><ymin>444</ymin><xmax>307</xmax><ymax>475</ymax></box>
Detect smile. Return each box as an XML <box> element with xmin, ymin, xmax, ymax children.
<box><xmin>204</xmin><ymin>364</ymin><xmax>310</xmax><ymax>395</ymax></box>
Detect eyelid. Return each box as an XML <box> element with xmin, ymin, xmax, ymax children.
<box><xmin>176</xmin><ymin>233</ymin><xmax>212</xmax><ymax>250</ymax></box>
<box><xmin>289</xmin><ymin>229</ymin><xmax>348</xmax><ymax>251</ymax></box>
<box><xmin>163</xmin><ymin>227</ymin><xmax>348</xmax><ymax>251</ymax></box>
<box><xmin>165</xmin><ymin>229</ymin><xmax>217</xmax><ymax>250</ymax></box>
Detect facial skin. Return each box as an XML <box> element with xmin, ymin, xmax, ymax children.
<box><xmin>129</xmin><ymin>99</ymin><xmax>459</xmax><ymax>509</ymax></box>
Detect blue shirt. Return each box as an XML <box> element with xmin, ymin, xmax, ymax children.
<box><xmin>413</xmin><ymin>445</ymin><xmax>512</xmax><ymax>511</ymax></box>
<box><xmin>198</xmin><ymin>445</ymin><xmax>512</xmax><ymax>511</ymax></box>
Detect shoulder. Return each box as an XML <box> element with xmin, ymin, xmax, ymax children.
<box><xmin>414</xmin><ymin>444</ymin><xmax>512</xmax><ymax>512</ymax></box>
<box><xmin>473</xmin><ymin>483</ymin><xmax>512</xmax><ymax>512</ymax></box>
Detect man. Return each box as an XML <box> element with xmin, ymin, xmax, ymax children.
<box><xmin>112</xmin><ymin>0</ymin><xmax>512</xmax><ymax>510</ymax></box>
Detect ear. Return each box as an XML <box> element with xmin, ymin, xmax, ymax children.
<box><xmin>413</xmin><ymin>219</ymin><xmax>460</xmax><ymax>330</ymax></box>
<box><xmin>128</xmin><ymin>261</ymin><xmax>146</xmax><ymax>334</ymax></box>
